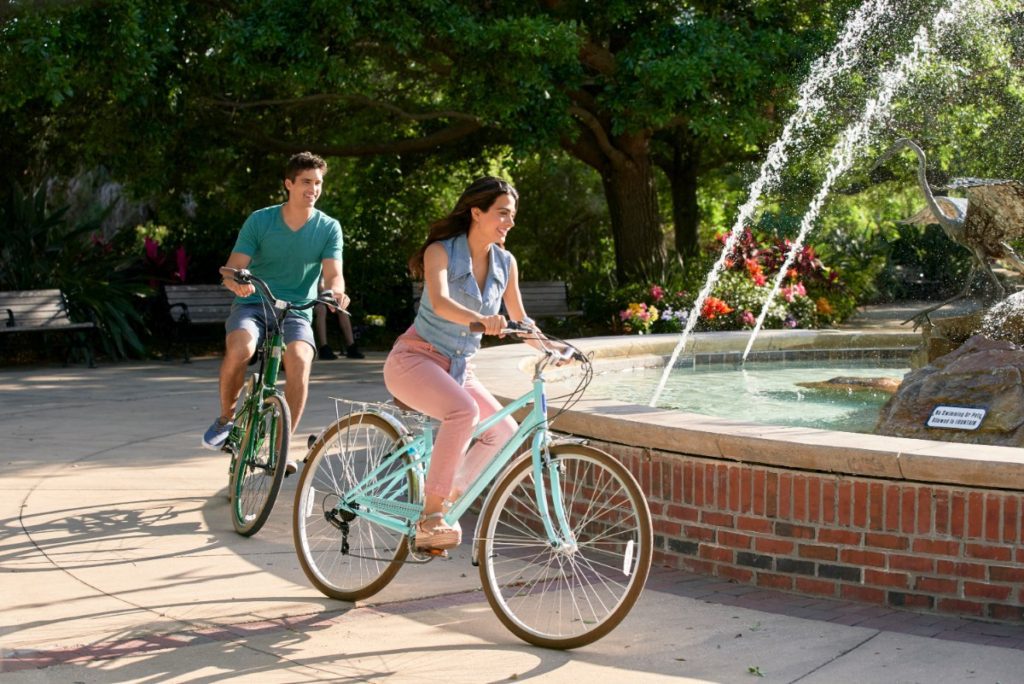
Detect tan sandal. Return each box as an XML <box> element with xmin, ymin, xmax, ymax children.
<box><xmin>415</xmin><ymin>513</ymin><xmax>462</xmax><ymax>551</ymax></box>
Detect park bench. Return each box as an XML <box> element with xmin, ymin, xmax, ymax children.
<box><xmin>0</xmin><ymin>289</ymin><xmax>97</xmax><ymax>367</ymax></box>
<box><xmin>411</xmin><ymin>280</ymin><xmax>581</xmax><ymax>320</ymax></box>
<box><xmin>164</xmin><ymin>283</ymin><xmax>235</xmax><ymax>363</ymax></box>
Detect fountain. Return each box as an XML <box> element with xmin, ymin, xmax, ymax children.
<box><xmin>479</xmin><ymin>0</ymin><xmax>1024</xmax><ymax>624</ymax></box>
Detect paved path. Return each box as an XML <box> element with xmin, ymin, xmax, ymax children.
<box><xmin>2</xmin><ymin>352</ymin><xmax>1024</xmax><ymax>683</ymax></box>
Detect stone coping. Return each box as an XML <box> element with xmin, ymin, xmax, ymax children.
<box><xmin>472</xmin><ymin>329</ymin><xmax>1024</xmax><ymax>491</ymax></box>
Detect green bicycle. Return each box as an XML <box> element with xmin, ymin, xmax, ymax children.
<box><xmin>293</xmin><ymin>325</ymin><xmax>653</xmax><ymax>648</ymax></box>
<box><xmin>220</xmin><ymin>266</ymin><xmax>339</xmax><ymax>537</ymax></box>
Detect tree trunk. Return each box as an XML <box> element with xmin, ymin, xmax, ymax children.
<box><xmin>669</xmin><ymin>143</ymin><xmax>700</xmax><ymax>260</ymax></box>
<box><xmin>601</xmin><ymin>155</ymin><xmax>666</xmax><ymax>283</ymax></box>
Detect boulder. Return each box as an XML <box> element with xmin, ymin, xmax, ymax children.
<box><xmin>796</xmin><ymin>376</ymin><xmax>902</xmax><ymax>394</ymax></box>
<box><xmin>875</xmin><ymin>334</ymin><xmax>1024</xmax><ymax>446</ymax></box>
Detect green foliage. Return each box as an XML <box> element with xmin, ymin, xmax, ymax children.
<box><xmin>2</xmin><ymin>0</ymin><xmax>1023</xmax><ymax>342</ymax></box>
<box><xmin>0</xmin><ymin>183</ymin><xmax>149</xmax><ymax>360</ymax></box>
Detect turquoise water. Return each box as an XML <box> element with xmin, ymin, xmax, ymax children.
<box><xmin>588</xmin><ymin>359</ymin><xmax>910</xmax><ymax>434</ymax></box>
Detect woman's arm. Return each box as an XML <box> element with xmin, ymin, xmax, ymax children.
<box><xmin>502</xmin><ymin>256</ymin><xmax>573</xmax><ymax>358</ymax></box>
<box><xmin>423</xmin><ymin>242</ymin><xmax>506</xmax><ymax>334</ymax></box>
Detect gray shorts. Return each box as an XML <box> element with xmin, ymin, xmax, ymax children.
<box><xmin>225</xmin><ymin>302</ymin><xmax>316</xmax><ymax>351</ymax></box>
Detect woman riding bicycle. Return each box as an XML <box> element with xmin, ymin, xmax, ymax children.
<box><xmin>383</xmin><ymin>176</ymin><xmax>570</xmax><ymax>552</ymax></box>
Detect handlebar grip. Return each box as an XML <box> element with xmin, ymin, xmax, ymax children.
<box><xmin>468</xmin><ymin>321</ymin><xmax>529</xmax><ymax>334</ymax></box>
<box><xmin>219</xmin><ymin>266</ymin><xmax>252</xmax><ymax>283</ymax></box>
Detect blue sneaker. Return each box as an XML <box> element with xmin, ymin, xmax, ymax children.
<box><xmin>202</xmin><ymin>416</ymin><xmax>233</xmax><ymax>450</ymax></box>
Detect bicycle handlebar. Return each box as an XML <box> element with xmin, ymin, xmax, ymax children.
<box><xmin>467</xmin><ymin>320</ymin><xmax>530</xmax><ymax>335</ymax></box>
<box><xmin>467</xmin><ymin>320</ymin><xmax>587</xmax><ymax>363</ymax></box>
<box><xmin>220</xmin><ymin>267</ymin><xmax>350</xmax><ymax>315</ymax></box>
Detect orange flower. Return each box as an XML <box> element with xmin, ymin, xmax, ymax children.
<box><xmin>702</xmin><ymin>296</ymin><xmax>734</xmax><ymax>320</ymax></box>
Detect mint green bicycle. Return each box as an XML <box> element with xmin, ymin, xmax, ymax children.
<box><xmin>219</xmin><ymin>267</ymin><xmax>339</xmax><ymax>536</ymax></box>
<box><xmin>292</xmin><ymin>325</ymin><xmax>652</xmax><ymax>649</ymax></box>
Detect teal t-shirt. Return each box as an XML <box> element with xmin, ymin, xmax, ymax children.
<box><xmin>232</xmin><ymin>205</ymin><xmax>343</xmax><ymax>321</ymax></box>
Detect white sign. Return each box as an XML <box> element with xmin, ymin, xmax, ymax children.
<box><xmin>926</xmin><ymin>405</ymin><xmax>986</xmax><ymax>431</ymax></box>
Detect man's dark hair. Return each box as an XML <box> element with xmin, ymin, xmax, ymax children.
<box><xmin>284</xmin><ymin>151</ymin><xmax>328</xmax><ymax>182</ymax></box>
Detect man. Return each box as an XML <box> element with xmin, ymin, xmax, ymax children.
<box><xmin>201</xmin><ymin>151</ymin><xmax>349</xmax><ymax>475</ymax></box>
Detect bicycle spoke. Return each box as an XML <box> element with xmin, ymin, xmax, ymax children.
<box><xmin>294</xmin><ymin>412</ymin><xmax>415</xmax><ymax>600</ymax></box>
<box><xmin>479</xmin><ymin>445</ymin><xmax>652</xmax><ymax>648</ymax></box>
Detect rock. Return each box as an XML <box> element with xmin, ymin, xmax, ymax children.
<box><xmin>914</xmin><ymin>310</ymin><xmax>985</xmax><ymax>366</ymax></box>
<box><xmin>875</xmin><ymin>334</ymin><xmax>1024</xmax><ymax>446</ymax></box>
<box><xmin>981</xmin><ymin>290</ymin><xmax>1024</xmax><ymax>345</ymax></box>
<box><xmin>796</xmin><ymin>376</ymin><xmax>902</xmax><ymax>394</ymax></box>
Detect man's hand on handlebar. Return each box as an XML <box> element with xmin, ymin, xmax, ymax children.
<box><xmin>318</xmin><ymin>289</ymin><xmax>351</xmax><ymax>315</ymax></box>
<box><xmin>219</xmin><ymin>266</ymin><xmax>255</xmax><ymax>298</ymax></box>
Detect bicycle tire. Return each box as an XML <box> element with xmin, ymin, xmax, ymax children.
<box><xmin>478</xmin><ymin>443</ymin><xmax>652</xmax><ymax>649</ymax></box>
<box><xmin>226</xmin><ymin>375</ymin><xmax>258</xmax><ymax>501</ymax></box>
<box><xmin>231</xmin><ymin>394</ymin><xmax>290</xmax><ymax>536</ymax></box>
<box><xmin>293</xmin><ymin>411</ymin><xmax>416</xmax><ymax>600</ymax></box>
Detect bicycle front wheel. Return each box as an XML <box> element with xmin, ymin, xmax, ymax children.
<box><xmin>226</xmin><ymin>375</ymin><xmax>258</xmax><ymax>501</ymax></box>
<box><xmin>293</xmin><ymin>412</ymin><xmax>416</xmax><ymax>601</ymax></box>
<box><xmin>478</xmin><ymin>444</ymin><xmax>652</xmax><ymax>649</ymax></box>
<box><xmin>231</xmin><ymin>394</ymin><xmax>290</xmax><ymax>536</ymax></box>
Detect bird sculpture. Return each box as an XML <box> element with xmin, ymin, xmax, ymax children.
<box><xmin>875</xmin><ymin>138</ymin><xmax>1024</xmax><ymax>324</ymax></box>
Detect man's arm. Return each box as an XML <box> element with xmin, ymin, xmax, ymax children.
<box><xmin>221</xmin><ymin>252</ymin><xmax>254</xmax><ymax>297</ymax></box>
<box><xmin>320</xmin><ymin>258</ymin><xmax>350</xmax><ymax>311</ymax></box>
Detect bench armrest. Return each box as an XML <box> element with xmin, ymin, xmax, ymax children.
<box><xmin>167</xmin><ymin>302</ymin><xmax>191</xmax><ymax>324</ymax></box>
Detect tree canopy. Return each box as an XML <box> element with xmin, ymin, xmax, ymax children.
<box><xmin>2</xmin><ymin>0</ymin><xmax>1022</xmax><ymax>285</ymax></box>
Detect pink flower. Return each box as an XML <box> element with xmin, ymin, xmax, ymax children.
<box><xmin>650</xmin><ymin>285</ymin><xmax>665</xmax><ymax>301</ymax></box>
<box><xmin>741</xmin><ymin>310</ymin><xmax>756</xmax><ymax>326</ymax></box>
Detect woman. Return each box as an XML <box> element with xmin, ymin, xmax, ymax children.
<box><xmin>383</xmin><ymin>176</ymin><xmax>566</xmax><ymax>551</ymax></box>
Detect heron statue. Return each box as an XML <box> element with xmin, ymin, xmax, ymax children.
<box><xmin>874</xmin><ymin>138</ymin><xmax>1024</xmax><ymax>324</ymax></box>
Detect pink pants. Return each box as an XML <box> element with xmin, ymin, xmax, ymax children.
<box><xmin>383</xmin><ymin>329</ymin><xmax>517</xmax><ymax>499</ymax></box>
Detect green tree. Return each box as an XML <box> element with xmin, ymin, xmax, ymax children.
<box><xmin>4</xmin><ymin>0</ymin><xmax>1022</xmax><ymax>289</ymax></box>
<box><xmin>0</xmin><ymin>0</ymin><xmax>861</xmax><ymax>283</ymax></box>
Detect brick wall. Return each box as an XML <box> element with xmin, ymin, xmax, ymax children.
<box><xmin>597</xmin><ymin>440</ymin><xmax>1024</xmax><ymax>622</ymax></box>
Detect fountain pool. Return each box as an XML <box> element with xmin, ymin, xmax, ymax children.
<box><xmin>473</xmin><ymin>328</ymin><xmax>1024</xmax><ymax>623</ymax></box>
<box><xmin>589</xmin><ymin>353</ymin><xmax>909</xmax><ymax>434</ymax></box>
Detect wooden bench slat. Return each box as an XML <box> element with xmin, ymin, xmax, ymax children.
<box><xmin>411</xmin><ymin>280</ymin><xmax>580</xmax><ymax>318</ymax></box>
<box><xmin>163</xmin><ymin>284</ymin><xmax>237</xmax><ymax>362</ymax></box>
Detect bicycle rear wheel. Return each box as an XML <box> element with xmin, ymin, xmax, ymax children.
<box><xmin>293</xmin><ymin>412</ymin><xmax>416</xmax><ymax>600</ymax></box>
<box><xmin>478</xmin><ymin>444</ymin><xmax>652</xmax><ymax>649</ymax></box>
<box><xmin>231</xmin><ymin>394</ymin><xmax>290</xmax><ymax>536</ymax></box>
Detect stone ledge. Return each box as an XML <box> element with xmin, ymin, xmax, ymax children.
<box><xmin>474</xmin><ymin>330</ymin><xmax>1024</xmax><ymax>490</ymax></box>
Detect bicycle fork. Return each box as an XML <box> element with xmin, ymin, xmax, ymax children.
<box><xmin>470</xmin><ymin>434</ymin><xmax>580</xmax><ymax>566</ymax></box>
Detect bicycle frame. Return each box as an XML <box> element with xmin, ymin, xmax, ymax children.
<box><xmin>336</xmin><ymin>361</ymin><xmax>576</xmax><ymax>547</ymax></box>
<box><xmin>225</xmin><ymin>315</ymin><xmax>287</xmax><ymax>454</ymax></box>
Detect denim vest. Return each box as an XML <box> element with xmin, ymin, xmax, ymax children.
<box><xmin>414</xmin><ymin>233</ymin><xmax>512</xmax><ymax>385</ymax></box>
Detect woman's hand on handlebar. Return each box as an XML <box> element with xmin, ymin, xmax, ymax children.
<box><xmin>219</xmin><ymin>266</ymin><xmax>255</xmax><ymax>297</ymax></box>
<box><xmin>478</xmin><ymin>313</ymin><xmax>507</xmax><ymax>336</ymax></box>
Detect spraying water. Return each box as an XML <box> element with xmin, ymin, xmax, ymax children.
<box><xmin>739</xmin><ymin>0</ymin><xmax>984</xmax><ymax>364</ymax></box>
<box><xmin>649</xmin><ymin>0</ymin><xmax>898</xmax><ymax>407</ymax></box>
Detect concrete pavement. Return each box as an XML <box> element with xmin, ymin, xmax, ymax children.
<box><xmin>2</xmin><ymin>350</ymin><xmax>1024</xmax><ymax>683</ymax></box>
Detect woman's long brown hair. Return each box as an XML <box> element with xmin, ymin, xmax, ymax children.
<box><xmin>408</xmin><ymin>176</ymin><xmax>518</xmax><ymax>279</ymax></box>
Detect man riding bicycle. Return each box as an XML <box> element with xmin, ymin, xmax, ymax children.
<box><xmin>202</xmin><ymin>151</ymin><xmax>349</xmax><ymax>476</ymax></box>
